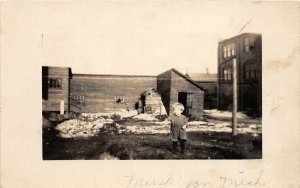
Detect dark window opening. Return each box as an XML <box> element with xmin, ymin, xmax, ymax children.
<box><xmin>244</xmin><ymin>38</ymin><xmax>256</xmax><ymax>52</ymax></box>
<box><xmin>72</xmin><ymin>95</ymin><xmax>85</xmax><ymax>103</ymax></box>
<box><xmin>244</xmin><ymin>63</ymin><xmax>258</xmax><ymax>80</ymax></box>
<box><xmin>223</xmin><ymin>67</ymin><xmax>232</xmax><ymax>82</ymax></box>
<box><xmin>48</xmin><ymin>78</ymin><xmax>62</xmax><ymax>89</ymax></box>
<box><xmin>115</xmin><ymin>96</ymin><xmax>125</xmax><ymax>103</ymax></box>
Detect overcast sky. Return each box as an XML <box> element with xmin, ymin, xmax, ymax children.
<box><xmin>31</xmin><ymin>1</ymin><xmax>299</xmax><ymax>75</ymax></box>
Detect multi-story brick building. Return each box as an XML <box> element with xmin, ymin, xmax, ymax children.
<box><xmin>217</xmin><ymin>33</ymin><xmax>262</xmax><ymax>116</ymax></box>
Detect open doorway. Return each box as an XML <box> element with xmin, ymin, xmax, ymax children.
<box><xmin>178</xmin><ymin>92</ymin><xmax>193</xmax><ymax>118</ymax></box>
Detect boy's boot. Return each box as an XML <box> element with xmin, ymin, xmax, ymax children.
<box><xmin>172</xmin><ymin>141</ymin><xmax>178</xmax><ymax>154</ymax></box>
<box><xmin>180</xmin><ymin>141</ymin><xmax>186</xmax><ymax>154</ymax></box>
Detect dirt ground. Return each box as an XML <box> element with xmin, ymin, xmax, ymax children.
<box><xmin>43</xmin><ymin>114</ymin><xmax>262</xmax><ymax>160</ymax></box>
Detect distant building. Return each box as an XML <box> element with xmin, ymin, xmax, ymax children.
<box><xmin>186</xmin><ymin>69</ymin><xmax>217</xmax><ymax>109</ymax></box>
<box><xmin>42</xmin><ymin>67</ymin><xmax>204</xmax><ymax>119</ymax></box>
<box><xmin>217</xmin><ymin>33</ymin><xmax>262</xmax><ymax>115</ymax></box>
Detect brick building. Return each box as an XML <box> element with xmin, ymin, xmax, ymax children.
<box><xmin>217</xmin><ymin>33</ymin><xmax>262</xmax><ymax>115</ymax></box>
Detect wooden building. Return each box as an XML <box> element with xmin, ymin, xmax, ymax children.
<box><xmin>157</xmin><ymin>69</ymin><xmax>205</xmax><ymax>120</ymax></box>
<box><xmin>42</xmin><ymin>66</ymin><xmax>72</xmax><ymax>113</ymax></box>
<box><xmin>42</xmin><ymin>67</ymin><xmax>205</xmax><ymax>119</ymax></box>
<box><xmin>70</xmin><ymin>74</ymin><xmax>157</xmax><ymax>113</ymax></box>
<box><xmin>186</xmin><ymin>71</ymin><xmax>217</xmax><ymax>109</ymax></box>
<box><xmin>142</xmin><ymin>88</ymin><xmax>167</xmax><ymax>115</ymax></box>
<box><xmin>217</xmin><ymin>33</ymin><xmax>262</xmax><ymax>115</ymax></box>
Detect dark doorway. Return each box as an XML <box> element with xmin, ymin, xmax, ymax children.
<box><xmin>178</xmin><ymin>92</ymin><xmax>193</xmax><ymax>118</ymax></box>
<box><xmin>243</xmin><ymin>88</ymin><xmax>258</xmax><ymax>110</ymax></box>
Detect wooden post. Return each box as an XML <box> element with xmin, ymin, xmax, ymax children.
<box><xmin>232</xmin><ymin>58</ymin><xmax>238</xmax><ymax>136</ymax></box>
<box><xmin>60</xmin><ymin>100</ymin><xmax>64</xmax><ymax>115</ymax></box>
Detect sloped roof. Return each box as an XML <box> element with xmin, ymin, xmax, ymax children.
<box><xmin>186</xmin><ymin>72</ymin><xmax>217</xmax><ymax>82</ymax></box>
<box><xmin>170</xmin><ymin>69</ymin><xmax>205</xmax><ymax>90</ymax></box>
<box><xmin>142</xmin><ymin>88</ymin><xmax>159</xmax><ymax>95</ymax></box>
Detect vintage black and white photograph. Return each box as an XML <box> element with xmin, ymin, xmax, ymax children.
<box><xmin>41</xmin><ymin>4</ymin><xmax>264</xmax><ymax>160</ymax></box>
<box><xmin>1</xmin><ymin>1</ymin><xmax>300</xmax><ymax>188</ymax></box>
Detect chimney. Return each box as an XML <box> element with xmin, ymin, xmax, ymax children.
<box><xmin>206</xmin><ymin>68</ymin><xmax>209</xmax><ymax>74</ymax></box>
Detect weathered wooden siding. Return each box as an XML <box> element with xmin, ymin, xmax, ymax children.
<box><xmin>70</xmin><ymin>74</ymin><xmax>157</xmax><ymax>113</ymax></box>
<box><xmin>42</xmin><ymin>66</ymin><xmax>71</xmax><ymax>112</ymax></box>
<box><xmin>170</xmin><ymin>71</ymin><xmax>204</xmax><ymax>119</ymax></box>
<box><xmin>157</xmin><ymin>71</ymin><xmax>172</xmax><ymax>114</ymax></box>
<box><xmin>143</xmin><ymin>89</ymin><xmax>167</xmax><ymax>115</ymax></box>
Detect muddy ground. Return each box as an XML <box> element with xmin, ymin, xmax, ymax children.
<box><xmin>43</xmin><ymin>117</ymin><xmax>262</xmax><ymax>160</ymax></box>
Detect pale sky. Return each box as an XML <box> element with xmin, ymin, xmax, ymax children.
<box><xmin>17</xmin><ymin>1</ymin><xmax>298</xmax><ymax>75</ymax></box>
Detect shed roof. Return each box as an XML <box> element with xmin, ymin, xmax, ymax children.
<box><xmin>169</xmin><ymin>69</ymin><xmax>205</xmax><ymax>91</ymax></box>
<box><xmin>142</xmin><ymin>88</ymin><xmax>159</xmax><ymax>95</ymax></box>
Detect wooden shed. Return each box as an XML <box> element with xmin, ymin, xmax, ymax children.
<box><xmin>157</xmin><ymin>69</ymin><xmax>205</xmax><ymax>120</ymax></box>
<box><xmin>142</xmin><ymin>88</ymin><xmax>167</xmax><ymax>115</ymax></box>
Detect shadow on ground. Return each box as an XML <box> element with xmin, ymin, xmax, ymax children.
<box><xmin>43</xmin><ymin>126</ymin><xmax>262</xmax><ymax>160</ymax></box>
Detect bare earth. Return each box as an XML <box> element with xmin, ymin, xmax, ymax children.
<box><xmin>43</xmin><ymin>112</ymin><xmax>262</xmax><ymax>160</ymax></box>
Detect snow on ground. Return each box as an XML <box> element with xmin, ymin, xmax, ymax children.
<box><xmin>55</xmin><ymin>112</ymin><xmax>261</xmax><ymax>138</ymax></box>
<box><xmin>55</xmin><ymin>118</ymin><xmax>106</xmax><ymax>138</ymax></box>
<box><xmin>204</xmin><ymin>109</ymin><xmax>248</xmax><ymax>119</ymax></box>
<box><xmin>132</xmin><ymin>114</ymin><xmax>158</xmax><ymax>121</ymax></box>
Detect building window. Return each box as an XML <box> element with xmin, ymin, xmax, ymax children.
<box><xmin>223</xmin><ymin>43</ymin><xmax>235</xmax><ymax>58</ymax></box>
<box><xmin>223</xmin><ymin>46</ymin><xmax>227</xmax><ymax>58</ymax></box>
<box><xmin>244</xmin><ymin>63</ymin><xmax>258</xmax><ymax>80</ymax></box>
<box><xmin>244</xmin><ymin>38</ymin><xmax>256</xmax><ymax>52</ymax></box>
<box><xmin>73</xmin><ymin>95</ymin><xmax>85</xmax><ymax>103</ymax></box>
<box><xmin>223</xmin><ymin>67</ymin><xmax>232</xmax><ymax>82</ymax></box>
<box><xmin>48</xmin><ymin>78</ymin><xmax>62</xmax><ymax>89</ymax></box>
<box><xmin>144</xmin><ymin>106</ymin><xmax>152</xmax><ymax>114</ymax></box>
<box><xmin>231</xmin><ymin>43</ymin><xmax>235</xmax><ymax>56</ymax></box>
<box><xmin>227</xmin><ymin>45</ymin><xmax>231</xmax><ymax>57</ymax></box>
<box><xmin>115</xmin><ymin>96</ymin><xmax>125</xmax><ymax>103</ymax></box>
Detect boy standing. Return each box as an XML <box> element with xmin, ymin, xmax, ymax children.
<box><xmin>169</xmin><ymin>102</ymin><xmax>188</xmax><ymax>154</ymax></box>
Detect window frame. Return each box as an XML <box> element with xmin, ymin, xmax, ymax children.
<box><xmin>223</xmin><ymin>66</ymin><xmax>233</xmax><ymax>83</ymax></box>
<box><xmin>244</xmin><ymin>38</ymin><xmax>256</xmax><ymax>53</ymax></box>
<box><xmin>223</xmin><ymin>43</ymin><xmax>236</xmax><ymax>59</ymax></box>
<box><xmin>115</xmin><ymin>96</ymin><xmax>125</xmax><ymax>103</ymax></box>
<box><xmin>48</xmin><ymin>78</ymin><xmax>62</xmax><ymax>89</ymax></box>
<box><xmin>72</xmin><ymin>95</ymin><xmax>85</xmax><ymax>103</ymax></box>
<box><xmin>244</xmin><ymin>62</ymin><xmax>258</xmax><ymax>81</ymax></box>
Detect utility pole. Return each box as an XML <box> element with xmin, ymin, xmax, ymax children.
<box><xmin>232</xmin><ymin>58</ymin><xmax>238</xmax><ymax>136</ymax></box>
